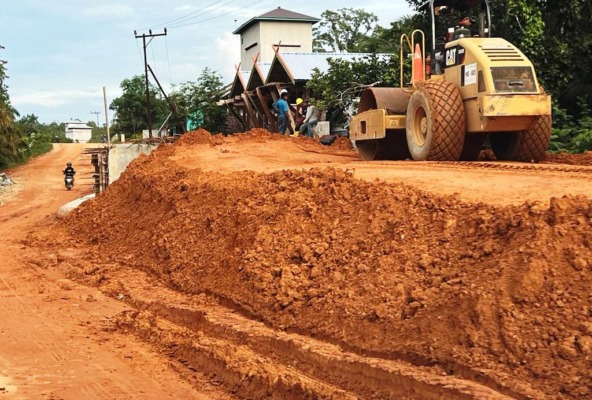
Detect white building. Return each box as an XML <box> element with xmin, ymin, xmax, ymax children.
<box><xmin>233</xmin><ymin>7</ymin><xmax>319</xmax><ymax>71</ymax></box>
<box><xmin>65</xmin><ymin>120</ymin><xmax>92</xmax><ymax>143</ymax></box>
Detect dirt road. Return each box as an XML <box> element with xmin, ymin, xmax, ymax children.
<box><xmin>0</xmin><ymin>144</ymin><xmax>228</xmax><ymax>399</ymax></box>
<box><xmin>2</xmin><ymin>133</ymin><xmax>591</xmax><ymax>399</ymax></box>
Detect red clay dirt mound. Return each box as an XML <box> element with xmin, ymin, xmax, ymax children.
<box><xmin>327</xmin><ymin>136</ymin><xmax>356</xmax><ymax>152</ymax></box>
<box><xmin>544</xmin><ymin>151</ymin><xmax>592</xmax><ymax>166</ymax></box>
<box><xmin>59</xmin><ymin>141</ymin><xmax>591</xmax><ymax>399</ymax></box>
<box><xmin>175</xmin><ymin>128</ymin><xmax>213</xmax><ymax>146</ymax></box>
<box><xmin>292</xmin><ymin>134</ymin><xmax>358</xmax><ymax>157</ymax></box>
<box><xmin>477</xmin><ymin>149</ymin><xmax>592</xmax><ymax>165</ymax></box>
<box><xmin>180</xmin><ymin>129</ymin><xmax>592</xmax><ymax>165</ymax></box>
<box><xmin>179</xmin><ymin>128</ymin><xmax>359</xmax><ymax>158</ymax></box>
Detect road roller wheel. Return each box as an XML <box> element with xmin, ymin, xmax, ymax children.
<box><xmin>405</xmin><ymin>80</ymin><xmax>465</xmax><ymax>161</ymax></box>
<box><xmin>490</xmin><ymin>115</ymin><xmax>551</xmax><ymax>162</ymax></box>
<box><xmin>356</xmin><ymin>140</ymin><xmax>380</xmax><ymax>161</ymax></box>
<box><xmin>355</xmin><ymin>131</ymin><xmax>411</xmax><ymax>161</ymax></box>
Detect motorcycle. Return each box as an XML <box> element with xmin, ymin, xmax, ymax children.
<box><xmin>64</xmin><ymin>175</ymin><xmax>74</xmax><ymax>190</ymax></box>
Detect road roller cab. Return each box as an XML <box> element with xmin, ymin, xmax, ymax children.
<box><xmin>349</xmin><ymin>0</ymin><xmax>552</xmax><ymax>162</ymax></box>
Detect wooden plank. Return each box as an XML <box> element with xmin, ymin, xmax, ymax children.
<box><xmin>241</xmin><ymin>93</ymin><xmax>258</xmax><ymax>129</ymax></box>
<box><xmin>256</xmin><ymin>87</ymin><xmax>275</xmax><ymax>131</ymax></box>
<box><xmin>245</xmin><ymin>92</ymin><xmax>262</xmax><ymax>128</ymax></box>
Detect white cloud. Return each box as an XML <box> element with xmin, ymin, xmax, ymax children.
<box><xmin>173</xmin><ymin>5</ymin><xmax>197</xmax><ymax>12</ymax></box>
<box><xmin>12</xmin><ymin>89</ymin><xmax>106</xmax><ymax>108</ymax></box>
<box><xmin>213</xmin><ymin>32</ymin><xmax>241</xmax><ymax>82</ymax></box>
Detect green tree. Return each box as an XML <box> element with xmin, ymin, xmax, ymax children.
<box><xmin>0</xmin><ymin>107</ymin><xmax>21</xmax><ymax>165</ymax></box>
<box><xmin>15</xmin><ymin>115</ymin><xmax>70</xmax><ymax>144</ymax></box>
<box><xmin>313</xmin><ymin>8</ymin><xmax>379</xmax><ymax>52</ymax></box>
<box><xmin>0</xmin><ymin>55</ymin><xmax>22</xmax><ymax>167</ymax></box>
<box><xmin>486</xmin><ymin>0</ymin><xmax>592</xmax><ymax>151</ymax></box>
<box><xmin>177</xmin><ymin>67</ymin><xmax>226</xmax><ymax>133</ymax></box>
<box><xmin>109</xmin><ymin>75</ymin><xmax>169</xmax><ymax>135</ymax></box>
<box><xmin>540</xmin><ymin>0</ymin><xmax>592</xmax><ymax>115</ymax></box>
<box><xmin>359</xmin><ymin>14</ymin><xmax>425</xmax><ymax>53</ymax></box>
<box><xmin>15</xmin><ymin>114</ymin><xmax>40</xmax><ymax>136</ymax></box>
<box><xmin>307</xmin><ymin>54</ymin><xmax>399</xmax><ymax>128</ymax></box>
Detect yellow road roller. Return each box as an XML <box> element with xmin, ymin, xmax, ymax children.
<box><xmin>349</xmin><ymin>0</ymin><xmax>552</xmax><ymax>162</ymax></box>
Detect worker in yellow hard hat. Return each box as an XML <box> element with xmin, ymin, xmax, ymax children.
<box><xmin>295</xmin><ymin>97</ymin><xmax>306</xmax><ymax>132</ymax></box>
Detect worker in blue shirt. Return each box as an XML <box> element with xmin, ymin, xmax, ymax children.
<box><xmin>273</xmin><ymin>91</ymin><xmax>290</xmax><ymax>135</ymax></box>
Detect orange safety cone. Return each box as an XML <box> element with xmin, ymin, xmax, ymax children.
<box><xmin>412</xmin><ymin>43</ymin><xmax>424</xmax><ymax>83</ymax></box>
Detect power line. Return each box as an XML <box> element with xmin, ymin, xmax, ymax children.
<box><xmin>151</xmin><ymin>38</ymin><xmax>158</xmax><ymax>78</ymax></box>
<box><xmin>142</xmin><ymin>0</ymin><xmax>227</xmax><ymax>30</ymax></box>
<box><xmin>165</xmin><ymin>0</ymin><xmax>240</xmax><ymax>29</ymax></box>
<box><xmin>135</xmin><ymin>39</ymin><xmax>144</xmax><ymax>69</ymax></box>
<box><xmin>165</xmin><ymin>35</ymin><xmax>173</xmax><ymax>87</ymax></box>
<box><xmin>168</xmin><ymin>0</ymin><xmax>265</xmax><ymax>29</ymax></box>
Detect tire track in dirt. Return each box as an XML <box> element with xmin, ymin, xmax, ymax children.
<box><xmin>63</xmin><ymin>259</ymin><xmax>532</xmax><ymax>400</ymax></box>
<box><xmin>432</xmin><ymin>161</ymin><xmax>592</xmax><ymax>177</ymax></box>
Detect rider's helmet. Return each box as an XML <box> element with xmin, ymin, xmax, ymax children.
<box><xmin>67</xmin><ymin>162</ymin><xmax>72</xmax><ymax>167</ymax></box>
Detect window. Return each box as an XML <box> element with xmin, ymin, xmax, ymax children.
<box><xmin>491</xmin><ymin>67</ymin><xmax>536</xmax><ymax>93</ymax></box>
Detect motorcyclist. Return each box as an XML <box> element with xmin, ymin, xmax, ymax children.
<box><xmin>63</xmin><ymin>162</ymin><xmax>76</xmax><ymax>186</ymax></box>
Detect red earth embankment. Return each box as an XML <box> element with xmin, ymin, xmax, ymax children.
<box><xmin>58</xmin><ymin>130</ymin><xmax>592</xmax><ymax>399</ymax></box>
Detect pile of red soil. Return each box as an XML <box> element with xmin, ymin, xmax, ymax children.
<box><xmin>59</xmin><ymin>138</ymin><xmax>592</xmax><ymax>398</ymax></box>
<box><xmin>234</xmin><ymin>128</ymin><xmax>277</xmax><ymax>140</ymax></box>
<box><xmin>179</xmin><ymin>128</ymin><xmax>359</xmax><ymax>157</ymax></box>
<box><xmin>545</xmin><ymin>151</ymin><xmax>592</xmax><ymax>166</ymax></box>
<box><xmin>329</xmin><ymin>136</ymin><xmax>356</xmax><ymax>151</ymax></box>
<box><xmin>176</xmin><ymin>129</ymin><xmax>214</xmax><ymax>146</ymax></box>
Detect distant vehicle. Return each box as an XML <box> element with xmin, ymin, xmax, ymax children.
<box><xmin>63</xmin><ymin>162</ymin><xmax>76</xmax><ymax>190</ymax></box>
<box><xmin>64</xmin><ymin>175</ymin><xmax>74</xmax><ymax>190</ymax></box>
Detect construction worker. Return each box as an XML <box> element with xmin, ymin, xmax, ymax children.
<box><xmin>454</xmin><ymin>17</ymin><xmax>473</xmax><ymax>39</ymax></box>
<box><xmin>299</xmin><ymin>98</ymin><xmax>318</xmax><ymax>138</ymax></box>
<box><xmin>295</xmin><ymin>98</ymin><xmax>306</xmax><ymax>131</ymax></box>
<box><xmin>272</xmin><ymin>91</ymin><xmax>290</xmax><ymax>135</ymax></box>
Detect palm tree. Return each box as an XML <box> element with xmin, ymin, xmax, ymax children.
<box><xmin>0</xmin><ymin>103</ymin><xmax>21</xmax><ymax>163</ymax></box>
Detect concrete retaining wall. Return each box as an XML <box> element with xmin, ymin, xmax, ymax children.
<box><xmin>109</xmin><ymin>143</ymin><xmax>159</xmax><ymax>183</ymax></box>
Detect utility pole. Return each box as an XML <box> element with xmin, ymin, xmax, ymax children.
<box><xmin>90</xmin><ymin>111</ymin><xmax>101</xmax><ymax>128</ymax></box>
<box><xmin>134</xmin><ymin>28</ymin><xmax>167</xmax><ymax>138</ymax></box>
<box><xmin>103</xmin><ymin>87</ymin><xmax>110</xmax><ymax>148</ymax></box>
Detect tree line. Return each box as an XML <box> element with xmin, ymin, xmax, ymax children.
<box><xmin>0</xmin><ymin>58</ymin><xmax>75</xmax><ymax>168</ymax></box>
<box><xmin>0</xmin><ymin>60</ymin><xmax>225</xmax><ymax>168</ymax></box>
<box><xmin>109</xmin><ymin>67</ymin><xmax>226</xmax><ymax>137</ymax></box>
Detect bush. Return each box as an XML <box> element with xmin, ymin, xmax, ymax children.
<box><xmin>549</xmin><ymin>100</ymin><xmax>592</xmax><ymax>153</ymax></box>
<box><xmin>0</xmin><ymin>131</ymin><xmax>55</xmax><ymax>169</ymax></box>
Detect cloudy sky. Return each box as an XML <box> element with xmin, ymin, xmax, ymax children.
<box><xmin>0</xmin><ymin>0</ymin><xmax>412</xmax><ymax>124</ymax></box>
